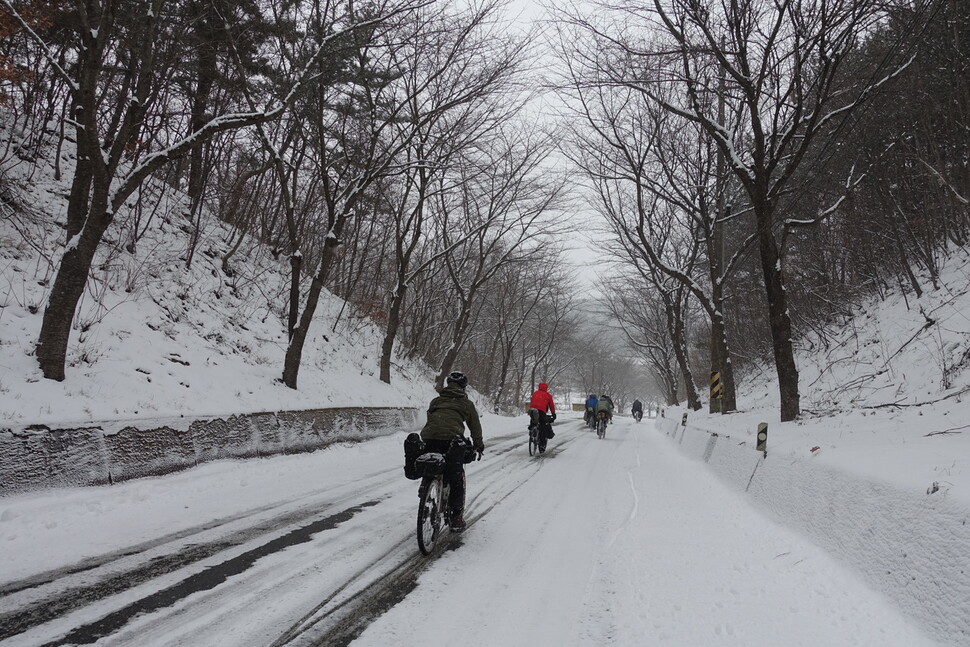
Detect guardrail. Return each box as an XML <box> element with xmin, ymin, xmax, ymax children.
<box><xmin>0</xmin><ymin>407</ymin><xmax>420</xmax><ymax>495</ymax></box>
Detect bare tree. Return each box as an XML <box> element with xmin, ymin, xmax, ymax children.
<box><xmin>433</xmin><ymin>127</ymin><xmax>569</xmax><ymax>388</ymax></box>
<box><xmin>3</xmin><ymin>0</ymin><xmax>414</xmax><ymax>381</ymax></box>
<box><xmin>376</xmin><ymin>0</ymin><xmax>529</xmax><ymax>384</ymax></box>
<box><xmin>558</xmin><ymin>54</ymin><xmax>749</xmax><ymax>412</ymax></box>
<box><xmin>566</xmin><ymin>0</ymin><xmax>907</xmax><ymax>420</ymax></box>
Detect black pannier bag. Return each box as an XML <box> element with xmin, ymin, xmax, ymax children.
<box><xmin>404</xmin><ymin>432</ymin><xmax>426</xmax><ymax>480</ymax></box>
<box><xmin>414</xmin><ymin>452</ymin><xmax>446</xmax><ymax>477</ymax></box>
<box><xmin>450</xmin><ymin>436</ymin><xmax>477</xmax><ymax>464</ymax></box>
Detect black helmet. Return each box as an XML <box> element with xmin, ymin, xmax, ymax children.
<box><xmin>446</xmin><ymin>371</ymin><xmax>468</xmax><ymax>388</ymax></box>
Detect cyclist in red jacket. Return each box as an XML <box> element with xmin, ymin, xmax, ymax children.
<box><xmin>528</xmin><ymin>382</ymin><xmax>557</xmax><ymax>450</ymax></box>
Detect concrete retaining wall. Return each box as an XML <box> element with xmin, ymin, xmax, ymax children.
<box><xmin>1</xmin><ymin>407</ymin><xmax>420</xmax><ymax>496</ymax></box>
<box><xmin>655</xmin><ymin>416</ymin><xmax>970</xmax><ymax>646</ymax></box>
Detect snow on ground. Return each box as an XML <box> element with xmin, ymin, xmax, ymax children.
<box><xmin>0</xmin><ymin>415</ymin><xmax>946</xmax><ymax>646</ymax></box>
<box><xmin>0</xmin><ymin>130</ymin><xmax>432</xmax><ymax>430</ymax></box>
<box><xmin>684</xmin><ymin>251</ymin><xmax>970</xmax><ymax>509</ymax></box>
<box><xmin>357</xmin><ymin>420</ymin><xmax>940</xmax><ymax>647</ymax></box>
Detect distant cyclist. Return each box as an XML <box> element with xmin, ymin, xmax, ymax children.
<box><xmin>596</xmin><ymin>394</ymin><xmax>614</xmax><ymax>423</ymax></box>
<box><xmin>584</xmin><ymin>393</ymin><xmax>598</xmax><ymax>427</ymax></box>
<box><xmin>528</xmin><ymin>382</ymin><xmax>557</xmax><ymax>449</ymax></box>
<box><xmin>418</xmin><ymin>371</ymin><xmax>484</xmax><ymax>532</ymax></box>
<box><xmin>631</xmin><ymin>398</ymin><xmax>643</xmax><ymax>421</ymax></box>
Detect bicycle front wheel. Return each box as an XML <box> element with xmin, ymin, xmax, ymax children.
<box><xmin>417</xmin><ymin>477</ymin><xmax>442</xmax><ymax>555</ymax></box>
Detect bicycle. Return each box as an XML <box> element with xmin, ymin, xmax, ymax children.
<box><xmin>596</xmin><ymin>411</ymin><xmax>608</xmax><ymax>439</ymax></box>
<box><xmin>415</xmin><ymin>451</ymin><xmax>450</xmax><ymax>555</ymax></box>
<box><xmin>413</xmin><ymin>438</ymin><xmax>478</xmax><ymax>555</ymax></box>
<box><xmin>527</xmin><ymin>410</ymin><xmax>546</xmax><ymax>456</ymax></box>
<box><xmin>584</xmin><ymin>407</ymin><xmax>596</xmax><ymax>430</ymax></box>
<box><xmin>633</xmin><ymin>409</ymin><xmax>643</xmax><ymax>423</ymax></box>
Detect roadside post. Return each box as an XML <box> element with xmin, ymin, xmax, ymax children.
<box><xmin>756</xmin><ymin>422</ymin><xmax>768</xmax><ymax>457</ymax></box>
<box><xmin>710</xmin><ymin>371</ymin><xmax>723</xmax><ymax>412</ymax></box>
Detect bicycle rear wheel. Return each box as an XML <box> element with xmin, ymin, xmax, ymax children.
<box><xmin>528</xmin><ymin>427</ymin><xmax>537</xmax><ymax>456</ymax></box>
<box><xmin>417</xmin><ymin>477</ymin><xmax>442</xmax><ymax>555</ymax></box>
<box><xmin>597</xmin><ymin>417</ymin><xmax>606</xmax><ymax>439</ymax></box>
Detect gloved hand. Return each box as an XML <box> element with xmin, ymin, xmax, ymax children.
<box><xmin>475</xmin><ymin>444</ymin><xmax>485</xmax><ymax>460</ymax></box>
<box><xmin>551</xmin><ymin>413</ymin><xmax>557</xmax><ymax>421</ymax></box>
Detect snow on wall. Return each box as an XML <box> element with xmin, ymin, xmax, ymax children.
<box><xmin>655</xmin><ymin>415</ymin><xmax>970</xmax><ymax>647</ymax></box>
<box><xmin>0</xmin><ymin>407</ymin><xmax>420</xmax><ymax>495</ymax></box>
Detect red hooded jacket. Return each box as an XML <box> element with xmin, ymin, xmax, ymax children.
<box><xmin>529</xmin><ymin>383</ymin><xmax>556</xmax><ymax>415</ymax></box>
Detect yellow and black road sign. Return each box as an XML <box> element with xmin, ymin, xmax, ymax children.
<box><xmin>710</xmin><ymin>371</ymin><xmax>724</xmax><ymax>400</ymax></box>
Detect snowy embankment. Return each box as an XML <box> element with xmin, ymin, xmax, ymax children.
<box><xmin>656</xmin><ymin>248</ymin><xmax>970</xmax><ymax>643</ymax></box>
<box><xmin>657</xmin><ymin>412</ymin><xmax>969</xmax><ymax>645</ymax></box>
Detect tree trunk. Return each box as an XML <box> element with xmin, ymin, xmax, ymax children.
<box><xmin>757</xmin><ymin>216</ymin><xmax>800</xmax><ymax>421</ymax></box>
<box><xmin>708</xmin><ymin>324</ymin><xmax>722</xmax><ymax>414</ymax></box>
<box><xmin>491</xmin><ymin>337</ymin><xmax>514</xmax><ymax>413</ymax></box>
<box><xmin>889</xmin><ymin>208</ymin><xmax>923</xmax><ymax>298</ymax></box>
<box><xmin>287</xmin><ymin>253</ymin><xmax>302</xmax><ymax>338</ymax></box>
<box><xmin>435</xmin><ymin>302</ymin><xmax>473</xmax><ymax>389</ymax></box>
<box><xmin>657</xmin><ymin>352</ymin><xmax>679</xmax><ymax>406</ymax></box>
<box><xmin>282</xmin><ymin>234</ymin><xmax>341</xmax><ymax>389</ymax></box>
<box><xmin>710</xmin><ymin>307</ymin><xmax>737</xmax><ymax>413</ymax></box>
<box><xmin>672</xmin><ymin>328</ymin><xmax>701</xmax><ymax>411</ymax></box>
<box><xmin>36</xmin><ymin>193</ymin><xmax>112</xmax><ymax>380</ymax></box>
<box><xmin>65</xmin><ymin>155</ymin><xmax>92</xmax><ymax>239</ymax></box>
<box><xmin>666</xmin><ymin>287</ymin><xmax>701</xmax><ymax>410</ymax></box>
<box><xmin>379</xmin><ymin>282</ymin><xmax>406</xmax><ymax>384</ymax></box>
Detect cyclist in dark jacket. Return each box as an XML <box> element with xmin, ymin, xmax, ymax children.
<box><xmin>419</xmin><ymin>371</ymin><xmax>483</xmax><ymax>531</ymax></box>
<box><xmin>584</xmin><ymin>394</ymin><xmax>598</xmax><ymax>427</ymax></box>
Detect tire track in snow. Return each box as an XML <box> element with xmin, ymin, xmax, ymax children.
<box><xmin>0</xmin><ymin>469</ymin><xmax>402</xmax><ymax>643</ymax></box>
<box><xmin>277</xmin><ymin>426</ymin><xmax>586</xmax><ymax>646</ymax></box>
<box><xmin>0</xmin><ymin>420</ymin><xmax>583</xmax><ymax>647</ymax></box>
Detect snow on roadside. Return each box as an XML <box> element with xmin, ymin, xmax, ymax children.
<box><xmin>353</xmin><ymin>418</ymin><xmax>942</xmax><ymax>647</ymax></box>
<box><xmin>0</xmin><ymin>125</ymin><xmax>432</xmax><ymax>431</ymax></box>
<box><xmin>705</xmin><ymin>249</ymin><xmax>970</xmax><ymax>507</ymax></box>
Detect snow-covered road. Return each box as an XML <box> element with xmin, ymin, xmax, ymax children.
<box><xmin>0</xmin><ymin>415</ymin><xmax>939</xmax><ymax>646</ymax></box>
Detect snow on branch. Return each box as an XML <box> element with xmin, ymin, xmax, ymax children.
<box><xmin>0</xmin><ymin>0</ymin><xmax>78</xmax><ymax>92</ymax></box>
<box><xmin>918</xmin><ymin>158</ymin><xmax>969</xmax><ymax>206</ymax></box>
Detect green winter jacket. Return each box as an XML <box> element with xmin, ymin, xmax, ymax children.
<box><xmin>596</xmin><ymin>397</ymin><xmax>614</xmax><ymax>416</ymax></box>
<box><xmin>420</xmin><ymin>385</ymin><xmax>484</xmax><ymax>450</ymax></box>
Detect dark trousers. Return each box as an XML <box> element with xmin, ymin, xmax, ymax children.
<box><xmin>529</xmin><ymin>409</ymin><xmax>552</xmax><ymax>439</ymax></box>
<box><xmin>423</xmin><ymin>438</ymin><xmax>466</xmax><ymax>516</ymax></box>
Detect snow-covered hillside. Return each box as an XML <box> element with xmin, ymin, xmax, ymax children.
<box><xmin>0</xmin><ymin>131</ymin><xmax>434</xmax><ymax>431</ymax></box>
<box><xmin>699</xmin><ymin>251</ymin><xmax>970</xmax><ymax>507</ymax></box>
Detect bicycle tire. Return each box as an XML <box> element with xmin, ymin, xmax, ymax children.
<box><xmin>417</xmin><ymin>477</ymin><xmax>441</xmax><ymax>555</ymax></box>
<box><xmin>528</xmin><ymin>427</ymin><xmax>537</xmax><ymax>456</ymax></box>
<box><xmin>597</xmin><ymin>417</ymin><xmax>606</xmax><ymax>439</ymax></box>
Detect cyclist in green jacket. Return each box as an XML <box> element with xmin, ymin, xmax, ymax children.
<box><xmin>419</xmin><ymin>371</ymin><xmax>484</xmax><ymax>531</ymax></box>
<box><xmin>596</xmin><ymin>394</ymin><xmax>614</xmax><ymax>422</ymax></box>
